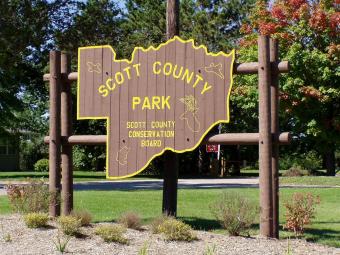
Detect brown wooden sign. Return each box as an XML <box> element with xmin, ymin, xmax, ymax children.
<box><xmin>77</xmin><ymin>36</ymin><xmax>234</xmax><ymax>179</ymax></box>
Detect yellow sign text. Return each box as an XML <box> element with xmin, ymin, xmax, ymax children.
<box><xmin>132</xmin><ymin>96</ymin><xmax>171</xmax><ymax>110</ymax></box>
<box><xmin>152</xmin><ymin>61</ymin><xmax>212</xmax><ymax>95</ymax></box>
<box><xmin>98</xmin><ymin>63</ymin><xmax>141</xmax><ymax>97</ymax></box>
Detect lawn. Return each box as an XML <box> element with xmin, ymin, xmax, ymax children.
<box><xmin>0</xmin><ymin>171</ymin><xmax>161</xmax><ymax>182</ymax></box>
<box><xmin>280</xmin><ymin>176</ymin><xmax>340</xmax><ymax>186</ymax></box>
<box><xmin>0</xmin><ymin>187</ymin><xmax>339</xmax><ymax>248</ymax></box>
<box><xmin>0</xmin><ymin>171</ymin><xmax>106</xmax><ymax>182</ymax></box>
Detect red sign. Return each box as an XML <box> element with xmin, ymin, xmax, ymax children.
<box><xmin>206</xmin><ymin>145</ymin><xmax>219</xmax><ymax>153</ymax></box>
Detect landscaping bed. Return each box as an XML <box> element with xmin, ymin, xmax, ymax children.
<box><xmin>0</xmin><ymin>214</ymin><xmax>339</xmax><ymax>255</ymax></box>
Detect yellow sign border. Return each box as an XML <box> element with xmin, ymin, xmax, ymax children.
<box><xmin>77</xmin><ymin>36</ymin><xmax>235</xmax><ymax>180</ymax></box>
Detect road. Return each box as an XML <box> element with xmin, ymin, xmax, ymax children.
<box><xmin>1</xmin><ymin>177</ymin><xmax>339</xmax><ymax>195</ymax></box>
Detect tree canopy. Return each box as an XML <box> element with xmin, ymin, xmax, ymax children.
<box><xmin>0</xmin><ymin>0</ymin><xmax>338</xmax><ymax>173</ymax></box>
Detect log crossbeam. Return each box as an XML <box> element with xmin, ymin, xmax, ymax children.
<box><xmin>44</xmin><ymin>132</ymin><xmax>291</xmax><ymax>146</ymax></box>
<box><xmin>43</xmin><ymin>61</ymin><xmax>289</xmax><ymax>81</ymax></box>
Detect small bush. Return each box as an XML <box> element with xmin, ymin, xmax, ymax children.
<box><xmin>150</xmin><ymin>215</ymin><xmax>172</xmax><ymax>234</ymax></box>
<box><xmin>158</xmin><ymin>218</ymin><xmax>197</xmax><ymax>241</ymax></box>
<box><xmin>210</xmin><ymin>192</ymin><xmax>258</xmax><ymax>236</ymax></box>
<box><xmin>279</xmin><ymin>151</ymin><xmax>322</xmax><ymax>172</ymax></box>
<box><xmin>301</xmin><ymin>151</ymin><xmax>322</xmax><ymax>172</ymax></box>
<box><xmin>53</xmin><ymin>232</ymin><xmax>71</xmax><ymax>254</ymax></box>
<box><xmin>118</xmin><ymin>212</ymin><xmax>142</xmax><ymax>230</ymax></box>
<box><xmin>70</xmin><ymin>209</ymin><xmax>92</xmax><ymax>226</ymax></box>
<box><xmin>34</xmin><ymin>159</ymin><xmax>49</xmax><ymax>172</ymax></box>
<box><xmin>6</xmin><ymin>179</ymin><xmax>51</xmax><ymax>213</ymax></box>
<box><xmin>283</xmin><ymin>165</ymin><xmax>310</xmax><ymax>177</ymax></box>
<box><xmin>94</xmin><ymin>225</ymin><xmax>128</xmax><ymax>244</ymax></box>
<box><xmin>24</xmin><ymin>213</ymin><xmax>49</xmax><ymax>228</ymax></box>
<box><xmin>1</xmin><ymin>224</ymin><xmax>12</xmax><ymax>242</ymax></box>
<box><xmin>284</xmin><ymin>192</ymin><xmax>320</xmax><ymax>236</ymax></box>
<box><xmin>57</xmin><ymin>216</ymin><xmax>82</xmax><ymax>236</ymax></box>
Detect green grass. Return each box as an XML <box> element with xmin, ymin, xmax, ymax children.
<box><xmin>1</xmin><ymin>188</ymin><xmax>339</xmax><ymax>247</ymax></box>
<box><xmin>0</xmin><ymin>171</ymin><xmax>159</xmax><ymax>182</ymax></box>
<box><xmin>280</xmin><ymin>176</ymin><xmax>340</xmax><ymax>186</ymax></box>
<box><xmin>0</xmin><ymin>171</ymin><xmax>106</xmax><ymax>182</ymax></box>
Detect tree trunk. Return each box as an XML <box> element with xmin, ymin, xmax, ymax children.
<box><xmin>230</xmin><ymin>145</ymin><xmax>241</xmax><ymax>176</ymax></box>
<box><xmin>198</xmin><ymin>145</ymin><xmax>209</xmax><ymax>174</ymax></box>
<box><xmin>324</xmin><ymin>146</ymin><xmax>336</xmax><ymax>176</ymax></box>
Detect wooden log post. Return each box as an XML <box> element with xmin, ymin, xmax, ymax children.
<box><xmin>61</xmin><ymin>53</ymin><xmax>73</xmax><ymax>215</ymax></box>
<box><xmin>162</xmin><ymin>0</ymin><xmax>180</xmax><ymax>217</ymax></box>
<box><xmin>258</xmin><ymin>36</ymin><xmax>273</xmax><ymax>237</ymax></box>
<box><xmin>270</xmin><ymin>39</ymin><xmax>279</xmax><ymax>238</ymax></box>
<box><xmin>49</xmin><ymin>51</ymin><xmax>62</xmax><ymax>217</ymax></box>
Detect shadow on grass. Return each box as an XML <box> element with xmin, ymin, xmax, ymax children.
<box><xmin>303</xmin><ymin>227</ymin><xmax>340</xmax><ymax>245</ymax></box>
<box><xmin>179</xmin><ymin>217</ymin><xmax>221</xmax><ymax>231</ymax></box>
<box><xmin>274</xmin><ymin>222</ymin><xmax>340</xmax><ymax>247</ymax></box>
<box><xmin>0</xmin><ymin>173</ymin><xmax>49</xmax><ymax>179</ymax></box>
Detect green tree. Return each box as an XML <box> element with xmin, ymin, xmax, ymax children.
<box><xmin>121</xmin><ymin>0</ymin><xmax>256</xmax><ymax>54</ymax></box>
<box><xmin>55</xmin><ymin>0</ymin><xmax>123</xmax><ymax>170</ymax></box>
<box><xmin>0</xmin><ymin>0</ymin><xmax>78</xmax><ymax>169</ymax></box>
<box><xmin>120</xmin><ymin>0</ymin><xmax>256</xmax><ymax>175</ymax></box>
<box><xmin>238</xmin><ymin>0</ymin><xmax>339</xmax><ymax>175</ymax></box>
<box><xmin>0</xmin><ymin>0</ymin><xmax>50</xmax><ymax>133</ymax></box>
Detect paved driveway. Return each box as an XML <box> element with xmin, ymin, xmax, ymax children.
<box><xmin>1</xmin><ymin>177</ymin><xmax>339</xmax><ymax>195</ymax></box>
<box><xmin>0</xmin><ymin>178</ymin><xmax>259</xmax><ymax>195</ymax></box>
<box><xmin>73</xmin><ymin>178</ymin><xmax>260</xmax><ymax>191</ymax></box>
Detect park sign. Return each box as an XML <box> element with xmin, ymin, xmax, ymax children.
<box><xmin>77</xmin><ymin>36</ymin><xmax>234</xmax><ymax>179</ymax></box>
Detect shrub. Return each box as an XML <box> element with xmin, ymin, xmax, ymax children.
<box><xmin>94</xmin><ymin>225</ymin><xmax>128</xmax><ymax>244</ymax></box>
<box><xmin>204</xmin><ymin>243</ymin><xmax>217</xmax><ymax>255</ymax></box>
<box><xmin>24</xmin><ymin>213</ymin><xmax>49</xmax><ymax>228</ymax></box>
<box><xmin>210</xmin><ymin>192</ymin><xmax>258</xmax><ymax>236</ymax></box>
<box><xmin>118</xmin><ymin>212</ymin><xmax>142</xmax><ymax>230</ymax></box>
<box><xmin>70</xmin><ymin>209</ymin><xmax>92</xmax><ymax>226</ymax></box>
<box><xmin>34</xmin><ymin>158</ymin><xmax>49</xmax><ymax>172</ymax></box>
<box><xmin>283</xmin><ymin>192</ymin><xmax>320</xmax><ymax>236</ymax></box>
<box><xmin>53</xmin><ymin>232</ymin><xmax>71</xmax><ymax>254</ymax></box>
<box><xmin>158</xmin><ymin>218</ymin><xmax>197</xmax><ymax>241</ymax></box>
<box><xmin>150</xmin><ymin>215</ymin><xmax>172</xmax><ymax>234</ymax></box>
<box><xmin>300</xmin><ymin>151</ymin><xmax>322</xmax><ymax>172</ymax></box>
<box><xmin>57</xmin><ymin>216</ymin><xmax>82</xmax><ymax>236</ymax></box>
<box><xmin>283</xmin><ymin>165</ymin><xmax>310</xmax><ymax>177</ymax></box>
<box><xmin>6</xmin><ymin>179</ymin><xmax>51</xmax><ymax>213</ymax></box>
<box><xmin>279</xmin><ymin>151</ymin><xmax>322</xmax><ymax>172</ymax></box>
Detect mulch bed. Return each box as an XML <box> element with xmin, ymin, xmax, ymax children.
<box><xmin>0</xmin><ymin>214</ymin><xmax>339</xmax><ymax>255</ymax></box>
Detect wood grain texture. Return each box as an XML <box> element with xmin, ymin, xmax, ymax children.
<box><xmin>77</xmin><ymin>37</ymin><xmax>234</xmax><ymax>178</ymax></box>
<box><xmin>49</xmin><ymin>51</ymin><xmax>61</xmax><ymax>217</ymax></box>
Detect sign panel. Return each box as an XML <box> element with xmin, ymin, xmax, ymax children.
<box><xmin>206</xmin><ymin>145</ymin><xmax>219</xmax><ymax>153</ymax></box>
<box><xmin>77</xmin><ymin>36</ymin><xmax>234</xmax><ymax>179</ymax></box>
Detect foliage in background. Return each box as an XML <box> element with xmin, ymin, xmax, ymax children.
<box><xmin>238</xmin><ymin>0</ymin><xmax>340</xmax><ymax>175</ymax></box>
<box><xmin>5</xmin><ymin>179</ymin><xmax>50</xmax><ymax>213</ymax></box>
<box><xmin>1</xmin><ymin>0</ymin><xmax>337</xmax><ymax>173</ymax></box>
<box><xmin>210</xmin><ymin>192</ymin><xmax>258</xmax><ymax>236</ymax></box>
<box><xmin>20</xmin><ymin>135</ymin><xmax>48</xmax><ymax>171</ymax></box>
<box><xmin>283</xmin><ymin>192</ymin><xmax>320</xmax><ymax>236</ymax></box>
<box><xmin>0</xmin><ymin>0</ymin><xmax>77</xmax><ymax>164</ymax></box>
<box><xmin>279</xmin><ymin>151</ymin><xmax>322</xmax><ymax>172</ymax></box>
<box><xmin>34</xmin><ymin>158</ymin><xmax>49</xmax><ymax>172</ymax></box>
<box><xmin>282</xmin><ymin>165</ymin><xmax>310</xmax><ymax>177</ymax></box>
